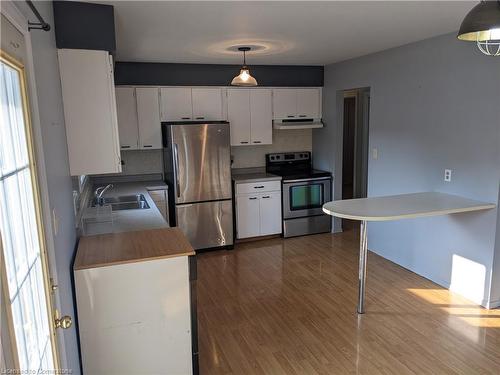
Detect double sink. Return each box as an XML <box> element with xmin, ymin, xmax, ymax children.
<box><xmin>91</xmin><ymin>194</ymin><xmax>150</xmax><ymax>211</ymax></box>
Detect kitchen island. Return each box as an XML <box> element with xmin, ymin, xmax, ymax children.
<box><xmin>74</xmin><ymin>227</ymin><xmax>198</xmax><ymax>375</ymax></box>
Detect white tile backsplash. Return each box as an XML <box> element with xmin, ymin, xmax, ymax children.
<box><xmin>231</xmin><ymin>129</ymin><xmax>313</xmax><ymax>169</ymax></box>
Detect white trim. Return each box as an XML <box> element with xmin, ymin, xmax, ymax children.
<box><xmin>1</xmin><ymin>1</ymin><xmax>69</xmax><ymax>369</ymax></box>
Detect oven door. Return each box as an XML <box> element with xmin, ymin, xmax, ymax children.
<box><xmin>283</xmin><ymin>177</ymin><xmax>332</xmax><ymax>219</ymax></box>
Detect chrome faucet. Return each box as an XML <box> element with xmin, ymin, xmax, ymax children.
<box><xmin>94</xmin><ymin>184</ymin><xmax>113</xmax><ymax>206</ymax></box>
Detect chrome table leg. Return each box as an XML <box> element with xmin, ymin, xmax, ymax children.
<box><xmin>358</xmin><ymin>220</ymin><xmax>368</xmax><ymax>314</ymax></box>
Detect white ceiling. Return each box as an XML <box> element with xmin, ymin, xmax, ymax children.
<box><xmin>96</xmin><ymin>1</ymin><xmax>475</xmax><ymax>65</ymax></box>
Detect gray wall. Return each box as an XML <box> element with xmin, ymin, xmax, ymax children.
<box><xmin>17</xmin><ymin>1</ymin><xmax>81</xmax><ymax>372</ymax></box>
<box><xmin>314</xmin><ymin>33</ymin><xmax>500</xmax><ymax>307</ymax></box>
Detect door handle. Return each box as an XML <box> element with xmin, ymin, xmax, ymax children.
<box><xmin>54</xmin><ymin>315</ymin><xmax>72</xmax><ymax>330</ymax></box>
<box><xmin>173</xmin><ymin>143</ymin><xmax>181</xmax><ymax>198</ymax></box>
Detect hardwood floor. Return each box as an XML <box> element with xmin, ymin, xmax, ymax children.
<box><xmin>197</xmin><ymin>228</ymin><xmax>500</xmax><ymax>374</ymax></box>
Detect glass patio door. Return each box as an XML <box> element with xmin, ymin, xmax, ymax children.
<box><xmin>0</xmin><ymin>51</ymin><xmax>58</xmax><ymax>371</ymax></box>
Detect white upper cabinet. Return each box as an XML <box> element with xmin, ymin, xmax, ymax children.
<box><xmin>192</xmin><ymin>88</ymin><xmax>223</xmax><ymax>121</ymax></box>
<box><xmin>249</xmin><ymin>89</ymin><xmax>272</xmax><ymax>145</ymax></box>
<box><xmin>272</xmin><ymin>88</ymin><xmax>322</xmax><ymax>120</ymax></box>
<box><xmin>160</xmin><ymin>87</ymin><xmax>193</xmax><ymax>121</ymax></box>
<box><xmin>115</xmin><ymin>87</ymin><xmax>139</xmax><ymax>150</ymax></box>
<box><xmin>272</xmin><ymin>89</ymin><xmax>297</xmax><ymax>119</ymax></box>
<box><xmin>228</xmin><ymin>88</ymin><xmax>272</xmax><ymax>146</ymax></box>
<box><xmin>136</xmin><ymin>88</ymin><xmax>162</xmax><ymax>149</ymax></box>
<box><xmin>160</xmin><ymin>87</ymin><xmax>224</xmax><ymax>122</ymax></box>
<box><xmin>297</xmin><ymin>88</ymin><xmax>321</xmax><ymax>119</ymax></box>
<box><xmin>58</xmin><ymin>49</ymin><xmax>121</xmax><ymax>176</ymax></box>
<box><xmin>227</xmin><ymin>89</ymin><xmax>251</xmax><ymax>145</ymax></box>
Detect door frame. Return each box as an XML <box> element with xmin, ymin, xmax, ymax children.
<box><xmin>1</xmin><ymin>1</ymin><xmax>69</xmax><ymax>369</ymax></box>
<box><xmin>333</xmin><ymin>87</ymin><xmax>371</xmax><ymax>232</ymax></box>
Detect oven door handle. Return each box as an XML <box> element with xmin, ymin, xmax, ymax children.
<box><xmin>283</xmin><ymin>177</ymin><xmax>331</xmax><ymax>184</ymax></box>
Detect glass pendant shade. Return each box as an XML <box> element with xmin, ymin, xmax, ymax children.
<box><xmin>231</xmin><ymin>47</ymin><xmax>258</xmax><ymax>86</ymax></box>
<box><xmin>231</xmin><ymin>66</ymin><xmax>258</xmax><ymax>86</ymax></box>
<box><xmin>457</xmin><ymin>1</ymin><xmax>500</xmax><ymax>56</ymax></box>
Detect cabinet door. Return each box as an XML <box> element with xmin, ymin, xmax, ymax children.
<box><xmin>160</xmin><ymin>87</ymin><xmax>192</xmax><ymax>121</ymax></box>
<box><xmin>115</xmin><ymin>87</ymin><xmax>139</xmax><ymax>150</ymax></box>
<box><xmin>259</xmin><ymin>192</ymin><xmax>282</xmax><ymax>236</ymax></box>
<box><xmin>272</xmin><ymin>89</ymin><xmax>297</xmax><ymax>119</ymax></box>
<box><xmin>250</xmin><ymin>89</ymin><xmax>272</xmax><ymax>145</ymax></box>
<box><xmin>136</xmin><ymin>88</ymin><xmax>162</xmax><ymax>149</ymax></box>
<box><xmin>192</xmin><ymin>88</ymin><xmax>223</xmax><ymax>121</ymax></box>
<box><xmin>227</xmin><ymin>89</ymin><xmax>250</xmax><ymax>146</ymax></box>
<box><xmin>58</xmin><ymin>49</ymin><xmax>121</xmax><ymax>175</ymax></box>
<box><xmin>236</xmin><ymin>195</ymin><xmax>261</xmax><ymax>239</ymax></box>
<box><xmin>297</xmin><ymin>88</ymin><xmax>320</xmax><ymax>118</ymax></box>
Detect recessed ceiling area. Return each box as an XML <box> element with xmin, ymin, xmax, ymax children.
<box><xmin>96</xmin><ymin>1</ymin><xmax>476</xmax><ymax>65</ymax></box>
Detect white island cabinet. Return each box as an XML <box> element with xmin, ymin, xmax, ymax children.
<box><xmin>74</xmin><ymin>228</ymin><xmax>198</xmax><ymax>375</ymax></box>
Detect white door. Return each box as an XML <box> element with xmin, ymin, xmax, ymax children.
<box><xmin>0</xmin><ymin>52</ymin><xmax>62</xmax><ymax>372</ymax></box>
<box><xmin>272</xmin><ymin>89</ymin><xmax>297</xmax><ymax>119</ymax></box>
<box><xmin>192</xmin><ymin>88</ymin><xmax>222</xmax><ymax>121</ymax></box>
<box><xmin>136</xmin><ymin>87</ymin><xmax>162</xmax><ymax>149</ymax></box>
<box><xmin>297</xmin><ymin>88</ymin><xmax>320</xmax><ymax>118</ymax></box>
<box><xmin>227</xmin><ymin>89</ymin><xmax>250</xmax><ymax>146</ymax></box>
<box><xmin>259</xmin><ymin>192</ymin><xmax>282</xmax><ymax>236</ymax></box>
<box><xmin>160</xmin><ymin>87</ymin><xmax>192</xmax><ymax>121</ymax></box>
<box><xmin>236</xmin><ymin>195</ymin><xmax>260</xmax><ymax>239</ymax></box>
<box><xmin>115</xmin><ymin>87</ymin><xmax>139</xmax><ymax>150</ymax></box>
<box><xmin>250</xmin><ymin>89</ymin><xmax>272</xmax><ymax>145</ymax></box>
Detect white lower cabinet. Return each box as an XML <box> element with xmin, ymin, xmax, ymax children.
<box><xmin>235</xmin><ymin>181</ymin><xmax>282</xmax><ymax>239</ymax></box>
<box><xmin>75</xmin><ymin>256</ymin><xmax>194</xmax><ymax>375</ymax></box>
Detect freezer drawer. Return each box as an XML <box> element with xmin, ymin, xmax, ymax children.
<box><xmin>176</xmin><ymin>200</ymin><xmax>233</xmax><ymax>250</ymax></box>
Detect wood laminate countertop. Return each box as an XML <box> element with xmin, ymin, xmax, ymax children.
<box><xmin>74</xmin><ymin>227</ymin><xmax>195</xmax><ymax>270</ymax></box>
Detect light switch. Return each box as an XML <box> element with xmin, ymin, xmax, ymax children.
<box><xmin>372</xmin><ymin>148</ymin><xmax>378</xmax><ymax>160</ymax></box>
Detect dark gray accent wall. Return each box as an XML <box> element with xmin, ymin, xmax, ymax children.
<box><xmin>314</xmin><ymin>32</ymin><xmax>500</xmax><ymax>307</ymax></box>
<box><xmin>114</xmin><ymin>62</ymin><xmax>324</xmax><ymax>87</ymax></box>
<box><xmin>53</xmin><ymin>1</ymin><xmax>115</xmax><ymax>53</ymax></box>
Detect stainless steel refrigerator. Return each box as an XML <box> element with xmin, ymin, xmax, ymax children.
<box><xmin>162</xmin><ymin>121</ymin><xmax>233</xmax><ymax>250</ymax></box>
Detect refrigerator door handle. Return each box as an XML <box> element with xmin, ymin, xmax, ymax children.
<box><xmin>173</xmin><ymin>143</ymin><xmax>181</xmax><ymax>198</ymax></box>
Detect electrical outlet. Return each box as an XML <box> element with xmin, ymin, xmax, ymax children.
<box><xmin>444</xmin><ymin>169</ymin><xmax>452</xmax><ymax>182</ymax></box>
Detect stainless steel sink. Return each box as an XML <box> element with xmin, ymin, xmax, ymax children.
<box><xmin>91</xmin><ymin>194</ymin><xmax>150</xmax><ymax>211</ymax></box>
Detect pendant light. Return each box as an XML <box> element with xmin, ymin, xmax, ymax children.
<box><xmin>457</xmin><ymin>0</ymin><xmax>500</xmax><ymax>56</ymax></box>
<box><xmin>231</xmin><ymin>47</ymin><xmax>258</xmax><ymax>86</ymax></box>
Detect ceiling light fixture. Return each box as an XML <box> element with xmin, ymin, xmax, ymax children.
<box><xmin>457</xmin><ymin>0</ymin><xmax>500</xmax><ymax>56</ymax></box>
<box><xmin>231</xmin><ymin>47</ymin><xmax>258</xmax><ymax>86</ymax></box>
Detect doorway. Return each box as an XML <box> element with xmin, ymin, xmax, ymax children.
<box><xmin>341</xmin><ymin>88</ymin><xmax>370</xmax><ymax>230</ymax></box>
<box><xmin>0</xmin><ymin>18</ymin><xmax>60</xmax><ymax>372</ymax></box>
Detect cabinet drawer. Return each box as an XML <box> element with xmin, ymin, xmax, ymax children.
<box><xmin>235</xmin><ymin>180</ymin><xmax>281</xmax><ymax>195</ymax></box>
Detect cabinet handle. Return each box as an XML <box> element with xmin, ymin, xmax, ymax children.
<box><xmin>254</xmin><ymin>186</ymin><xmax>264</xmax><ymax>189</ymax></box>
<box><xmin>253</xmin><ymin>141</ymin><xmax>262</xmax><ymax>144</ymax></box>
<box><xmin>249</xmin><ymin>197</ymin><xmax>258</xmax><ymax>200</ymax></box>
<box><xmin>181</xmin><ymin>117</ymin><xmax>191</xmax><ymax>120</ymax></box>
<box><xmin>121</xmin><ymin>145</ymin><xmax>131</xmax><ymax>149</ymax></box>
<box><xmin>262</xmin><ymin>196</ymin><xmax>270</xmax><ymax>199</ymax></box>
<box><xmin>143</xmin><ymin>145</ymin><xmax>153</xmax><ymax>148</ymax></box>
<box><xmin>287</xmin><ymin>115</ymin><xmax>295</xmax><ymax>118</ymax></box>
<box><xmin>240</xmin><ymin>141</ymin><xmax>249</xmax><ymax>144</ymax></box>
<box><xmin>299</xmin><ymin>115</ymin><xmax>307</xmax><ymax>118</ymax></box>
<box><xmin>195</xmin><ymin>117</ymin><xmax>205</xmax><ymax>120</ymax></box>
